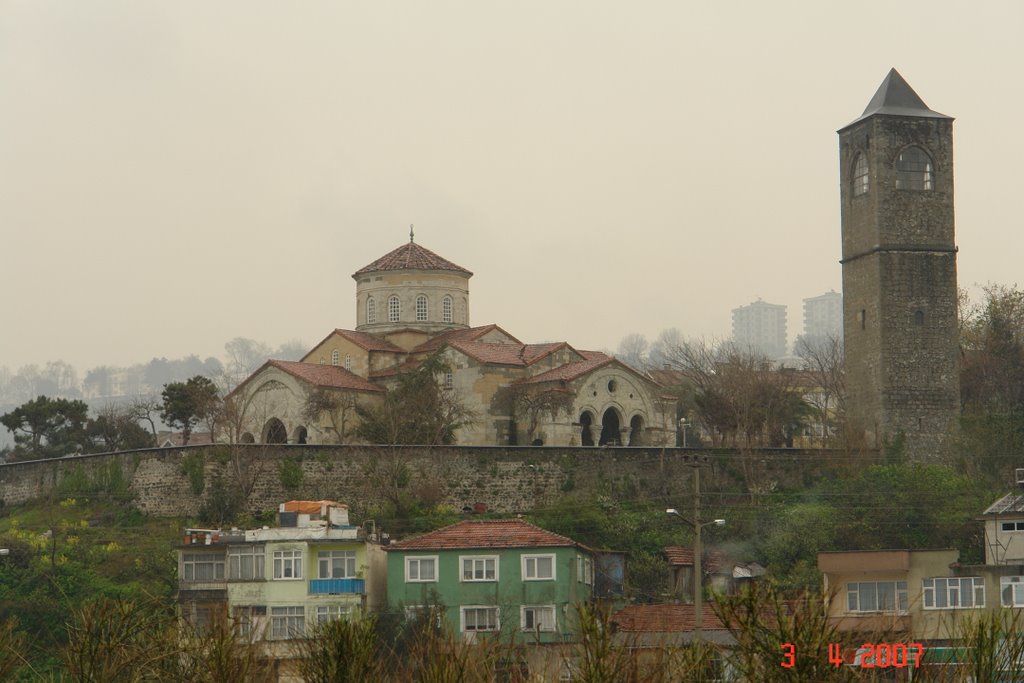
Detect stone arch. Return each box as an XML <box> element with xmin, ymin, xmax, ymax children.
<box><xmin>599</xmin><ymin>407</ymin><xmax>622</xmax><ymax>446</ymax></box>
<box><xmin>579</xmin><ymin>410</ymin><xmax>595</xmax><ymax>447</ymax></box>
<box><xmin>240</xmin><ymin>432</ymin><xmax>255</xmax><ymax>444</ymax></box>
<box><xmin>292</xmin><ymin>425</ymin><xmax>308</xmax><ymax>445</ymax></box>
<box><xmin>629</xmin><ymin>415</ymin><xmax>644</xmax><ymax>446</ymax></box>
<box><xmin>263</xmin><ymin>418</ymin><xmax>288</xmax><ymax>444</ymax></box>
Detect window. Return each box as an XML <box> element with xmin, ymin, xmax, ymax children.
<box><xmin>388</xmin><ymin>296</ymin><xmax>400</xmax><ymax>322</ymax></box>
<box><xmin>846</xmin><ymin>581</ymin><xmax>908</xmax><ymax>613</ymax></box>
<box><xmin>924</xmin><ymin>577</ymin><xmax>985</xmax><ymax>610</ymax></box>
<box><xmin>577</xmin><ymin>556</ymin><xmax>594</xmax><ymax>585</ymax></box>
<box><xmin>404</xmin><ymin>604</ymin><xmax>443</xmax><ymax>627</ymax></box>
<box><xmin>521</xmin><ymin>605</ymin><xmax>557</xmax><ymax>632</ymax></box>
<box><xmin>316</xmin><ymin>605</ymin><xmax>351</xmax><ymax>624</ymax></box>
<box><xmin>416</xmin><ymin>295</ymin><xmax>428</xmax><ymax>322</ymax></box>
<box><xmin>232</xmin><ymin>605</ymin><xmax>266</xmax><ymax>639</ymax></box>
<box><xmin>270</xmin><ymin>606</ymin><xmax>304</xmax><ymax>639</ymax></box>
<box><xmin>182</xmin><ymin>553</ymin><xmax>225</xmax><ymax>581</ymax></box>
<box><xmin>1002</xmin><ymin>576</ymin><xmax>1024</xmax><ymax>607</ymax></box>
<box><xmin>228</xmin><ymin>546</ymin><xmax>265</xmax><ymax>580</ymax></box>
<box><xmin>367</xmin><ymin>298</ymin><xmax>376</xmax><ymax>324</ymax></box>
<box><xmin>405</xmin><ymin>556</ymin><xmax>438</xmax><ymax>582</ymax></box>
<box><xmin>444</xmin><ymin>370</ymin><xmax>453</xmax><ymax>389</ymax></box>
<box><xmin>443</xmin><ymin>296</ymin><xmax>453</xmax><ymax>323</ymax></box>
<box><xmin>462</xmin><ymin>556</ymin><xmax>498</xmax><ymax>582</ymax></box>
<box><xmin>895</xmin><ymin>146</ymin><xmax>934</xmax><ymax>191</ymax></box>
<box><xmin>523</xmin><ymin>554</ymin><xmax>555</xmax><ymax>581</ymax></box>
<box><xmin>1001</xmin><ymin>521</ymin><xmax>1024</xmax><ymax>532</ymax></box>
<box><xmin>344</xmin><ymin>354</ymin><xmax>352</xmax><ymax>371</ymax></box>
<box><xmin>461</xmin><ymin>606</ymin><xmax>499</xmax><ymax>632</ymax></box>
<box><xmin>331</xmin><ymin>349</ymin><xmax>340</xmax><ymax>366</ymax></box>
<box><xmin>273</xmin><ymin>550</ymin><xmax>303</xmax><ymax>580</ymax></box>
<box><xmin>318</xmin><ymin>550</ymin><xmax>356</xmax><ymax>579</ymax></box>
<box><xmin>853</xmin><ymin>153</ymin><xmax>869</xmax><ymax>196</ymax></box>
<box><xmin>914</xmin><ymin>310</ymin><xmax>924</xmax><ymax>326</ymax></box>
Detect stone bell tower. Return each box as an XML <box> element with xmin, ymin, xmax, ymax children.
<box><xmin>839</xmin><ymin>69</ymin><xmax>960</xmax><ymax>458</ymax></box>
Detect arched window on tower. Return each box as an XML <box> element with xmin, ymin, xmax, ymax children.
<box><xmin>896</xmin><ymin>146</ymin><xmax>934</xmax><ymax>191</ymax></box>
<box><xmin>331</xmin><ymin>350</ymin><xmax>339</xmax><ymax>366</ymax></box>
<box><xmin>416</xmin><ymin>295</ymin><xmax>428</xmax><ymax>322</ymax></box>
<box><xmin>442</xmin><ymin>296</ymin><xmax>453</xmax><ymax>323</ymax></box>
<box><xmin>367</xmin><ymin>298</ymin><xmax>376</xmax><ymax>324</ymax></box>
<box><xmin>853</xmin><ymin>153</ymin><xmax>869</xmax><ymax>196</ymax></box>
<box><xmin>388</xmin><ymin>295</ymin><xmax>400</xmax><ymax>322</ymax></box>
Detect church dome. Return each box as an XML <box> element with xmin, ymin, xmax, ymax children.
<box><xmin>352</xmin><ymin>234</ymin><xmax>472</xmax><ymax>334</ymax></box>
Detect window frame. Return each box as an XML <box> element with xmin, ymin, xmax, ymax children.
<box><xmin>442</xmin><ymin>295</ymin><xmax>453</xmax><ymax>323</ymax></box>
<box><xmin>461</xmin><ymin>555</ymin><xmax>499</xmax><ymax>582</ymax></box>
<box><xmin>318</xmin><ymin>550</ymin><xmax>357</xmax><ymax>579</ymax></box>
<box><xmin>416</xmin><ymin>294</ymin><xmax>428</xmax><ymax>322</ymax></box>
<box><xmin>521</xmin><ymin>604</ymin><xmax>557</xmax><ymax>632</ymax></box>
<box><xmin>405</xmin><ymin>555</ymin><xmax>438</xmax><ymax>583</ymax></box>
<box><xmin>272</xmin><ymin>549</ymin><xmax>304</xmax><ymax>580</ymax></box>
<box><xmin>577</xmin><ymin>556</ymin><xmax>594</xmax><ymax>585</ymax></box>
<box><xmin>344</xmin><ymin>354</ymin><xmax>352</xmax><ymax>371</ymax></box>
<box><xmin>852</xmin><ymin>153</ymin><xmax>869</xmax><ymax>197</ymax></box>
<box><xmin>1001</xmin><ymin>521</ymin><xmax>1024</xmax><ymax>532</ymax></box>
<box><xmin>461</xmin><ymin>605</ymin><xmax>500</xmax><ymax>633</ymax></box>
<box><xmin>388</xmin><ymin>295</ymin><xmax>401</xmax><ymax>323</ymax></box>
<box><xmin>846</xmin><ymin>580</ymin><xmax>908</xmax><ymax>613</ymax></box>
<box><xmin>1002</xmin><ymin>576</ymin><xmax>1024</xmax><ymax>607</ymax></box>
<box><xmin>367</xmin><ymin>298</ymin><xmax>376</xmax><ymax>324</ymax></box>
<box><xmin>923</xmin><ymin>576</ymin><xmax>985</xmax><ymax>610</ymax></box>
<box><xmin>270</xmin><ymin>606</ymin><xmax>305</xmax><ymax>639</ymax></box>
<box><xmin>182</xmin><ymin>552</ymin><xmax>225</xmax><ymax>582</ymax></box>
<box><xmin>895</xmin><ymin>145</ymin><xmax>934</xmax><ymax>191</ymax></box>
<box><xmin>228</xmin><ymin>545</ymin><xmax>265</xmax><ymax>580</ymax></box>
<box><xmin>315</xmin><ymin>604</ymin><xmax>351</xmax><ymax>624</ymax></box>
<box><xmin>522</xmin><ymin>554</ymin><xmax>556</xmax><ymax>581</ymax></box>
<box><xmin>331</xmin><ymin>350</ymin><xmax>340</xmax><ymax>366</ymax></box>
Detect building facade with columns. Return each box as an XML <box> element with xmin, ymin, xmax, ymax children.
<box><xmin>228</xmin><ymin>237</ymin><xmax>676</xmax><ymax>447</ymax></box>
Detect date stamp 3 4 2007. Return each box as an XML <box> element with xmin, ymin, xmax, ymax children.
<box><xmin>780</xmin><ymin>642</ymin><xmax>924</xmax><ymax>669</ymax></box>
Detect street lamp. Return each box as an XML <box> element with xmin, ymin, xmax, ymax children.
<box><xmin>666</xmin><ymin>508</ymin><xmax>724</xmax><ymax>638</ymax></box>
<box><xmin>679</xmin><ymin>417</ymin><xmax>690</xmax><ymax>448</ymax></box>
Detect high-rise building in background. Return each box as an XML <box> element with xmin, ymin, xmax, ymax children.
<box><xmin>802</xmin><ymin>290</ymin><xmax>842</xmax><ymax>342</ymax></box>
<box><xmin>731</xmin><ymin>299</ymin><xmax>787</xmax><ymax>359</ymax></box>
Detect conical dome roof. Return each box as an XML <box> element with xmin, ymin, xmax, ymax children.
<box><xmin>352</xmin><ymin>240</ymin><xmax>473</xmax><ymax>279</ymax></box>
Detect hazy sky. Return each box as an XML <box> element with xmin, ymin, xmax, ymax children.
<box><xmin>2</xmin><ymin>1</ymin><xmax>1022</xmax><ymax>371</ymax></box>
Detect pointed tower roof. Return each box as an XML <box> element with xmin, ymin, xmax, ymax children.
<box><xmin>841</xmin><ymin>68</ymin><xmax>952</xmax><ymax>130</ymax></box>
<box><xmin>352</xmin><ymin>241</ymin><xmax>473</xmax><ymax>278</ymax></box>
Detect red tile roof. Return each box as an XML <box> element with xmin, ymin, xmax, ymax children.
<box><xmin>611</xmin><ymin>604</ymin><xmax>727</xmax><ymax>633</ymax></box>
<box><xmin>515</xmin><ymin>352</ymin><xmax>613</xmax><ymax>384</ymax></box>
<box><xmin>521</xmin><ymin>342</ymin><xmax>571</xmax><ymax>364</ymax></box>
<box><xmin>332</xmin><ymin>329</ymin><xmax>405</xmax><ymax>353</ymax></box>
<box><xmin>386</xmin><ymin>519</ymin><xmax>586</xmax><ymax>551</ymax></box>
<box><xmin>664</xmin><ymin>547</ymin><xmax>694</xmax><ymax>566</ymax></box>
<box><xmin>267</xmin><ymin>360</ymin><xmax>384</xmax><ymax>393</ymax></box>
<box><xmin>352</xmin><ymin>241</ymin><xmax>473</xmax><ymax>277</ymax></box>
<box><xmin>447</xmin><ymin>340</ymin><xmax>530</xmax><ymax>366</ymax></box>
<box><xmin>664</xmin><ymin>546</ymin><xmax>729</xmax><ymax>573</ymax></box>
<box><xmin>412</xmin><ymin>324</ymin><xmax>521</xmax><ymax>354</ymax></box>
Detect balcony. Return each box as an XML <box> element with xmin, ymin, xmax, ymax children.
<box><xmin>308</xmin><ymin>578</ymin><xmax>365</xmax><ymax>595</ymax></box>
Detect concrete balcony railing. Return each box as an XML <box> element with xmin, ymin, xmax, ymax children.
<box><xmin>308</xmin><ymin>578</ymin><xmax>365</xmax><ymax>595</ymax></box>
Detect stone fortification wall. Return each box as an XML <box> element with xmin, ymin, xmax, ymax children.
<box><xmin>0</xmin><ymin>444</ymin><xmax>857</xmax><ymax>518</ymax></box>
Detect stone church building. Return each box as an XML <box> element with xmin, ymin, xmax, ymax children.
<box><xmin>227</xmin><ymin>235</ymin><xmax>677</xmax><ymax>447</ymax></box>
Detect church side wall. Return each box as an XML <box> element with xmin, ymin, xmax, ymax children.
<box><xmin>0</xmin><ymin>445</ymin><xmax>862</xmax><ymax>518</ymax></box>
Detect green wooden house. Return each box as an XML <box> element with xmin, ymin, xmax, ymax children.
<box><xmin>384</xmin><ymin>519</ymin><xmax>596</xmax><ymax>645</ymax></box>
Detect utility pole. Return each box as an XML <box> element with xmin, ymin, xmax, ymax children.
<box><xmin>667</xmin><ymin>456</ymin><xmax>723</xmax><ymax>640</ymax></box>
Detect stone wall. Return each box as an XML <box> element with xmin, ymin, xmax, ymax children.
<box><xmin>0</xmin><ymin>444</ymin><xmax>859</xmax><ymax>518</ymax></box>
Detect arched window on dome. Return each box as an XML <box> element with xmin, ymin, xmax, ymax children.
<box><xmin>442</xmin><ymin>296</ymin><xmax>453</xmax><ymax>323</ymax></box>
<box><xmin>853</xmin><ymin>153</ymin><xmax>869</xmax><ymax>196</ymax></box>
<box><xmin>388</xmin><ymin>296</ymin><xmax>400</xmax><ymax>323</ymax></box>
<box><xmin>896</xmin><ymin>146</ymin><xmax>934</xmax><ymax>191</ymax></box>
<box><xmin>416</xmin><ymin>295</ymin><xmax>428</xmax><ymax>322</ymax></box>
<box><xmin>331</xmin><ymin>350</ymin><xmax>339</xmax><ymax>366</ymax></box>
<box><xmin>367</xmin><ymin>298</ymin><xmax>376</xmax><ymax>324</ymax></box>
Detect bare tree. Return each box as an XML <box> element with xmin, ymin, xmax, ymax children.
<box><xmin>616</xmin><ymin>333</ymin><xmax>650</xmax><ymax>372</ymax></box>
<box><xmin>303</xmin><ymin>388</ymin><xmax>360</xmax><ymax>444</ymax></box>
<box><xmin>494</xmin><ymin>384</ymin><xmax>575</xmax><ymax>445</ymax></box>
<box><xmin>795</xmin><ymin>333</ymin><xmax>846</xmax><ymax>446</ymax></box>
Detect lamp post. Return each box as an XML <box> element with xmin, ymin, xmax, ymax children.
<box><xmin>679</xmin><ymin>417</ymin><xmax>690</xmax><ymax>448</ymax></box>
<box><xmin>667</xmin><ymin>462</ymin><xmax>724</xmax><ymax>638</ymax></box>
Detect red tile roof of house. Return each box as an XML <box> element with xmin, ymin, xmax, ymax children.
<box><xmin>664</xmin><ymin>547</ymin><xmax>694</xmax><ymax>566</ymax></box>
<box><xmin>352</xmin><ymin>241</ymin><xmax>473</xmax><ymax>277</ymax></box>
<box><xmin>412</xmin><ymin>324</ymin><xmax>521</xmax><ymax>354</ymax></box>
<box><xmin>664</xmin><ymin>546</ymin><xmax>730</xmax><ymax>573</ymax></box>
<box><xmin>611</xmin><ymin>604</ymin><xmax>727</xmax><ymax>633</ymax></box>
<box><xmin>386</xmin><ymin>519</ymin><xmax>587</xmax><ymax>551</ymax></box>
<box><xmin>266</xmin><ymin>360</ymin><xmax>384</xmax><ymax>393</ymax></box>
